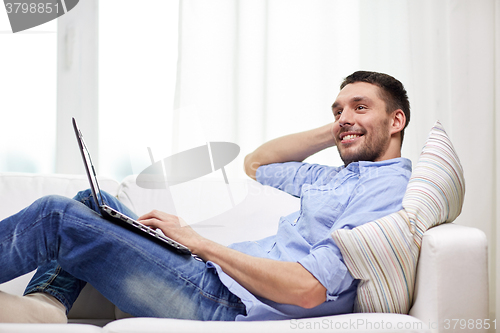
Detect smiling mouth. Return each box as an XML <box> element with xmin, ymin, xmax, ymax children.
<box><xmin>340</xmin><ymin>133</ymin><xmax>363</xmax><ymax>143</ymax></box>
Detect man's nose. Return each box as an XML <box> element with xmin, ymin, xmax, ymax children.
<box><xmin>339</xmin><ymin>108</ymin><xmax>354</xmax><ymax>127</ymax></box>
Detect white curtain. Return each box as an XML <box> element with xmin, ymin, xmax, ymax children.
<box><xmin>174</xmin><ymin>0</ymin><xmax>363</xmax><ymax>179</ymax></box>
<box><xmin>174</xmin><ymin>0</ymin><xmax>499</xmax><ymax>320</ymax></box>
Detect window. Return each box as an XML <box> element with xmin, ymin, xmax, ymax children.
<box><xmin>0</xmin><ymin>10</ymin><xmax>57</xmax><ymax>173</ymax></box>
<box><xmin>98</xmin><ymin>0</ymin><xmax>179</xmax><ymax>181</ymax></box>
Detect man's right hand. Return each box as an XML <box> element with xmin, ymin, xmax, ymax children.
<box><xmin>243</xmin><ymin>123</ymin><xmax>336</xmax><ymax>180</ymax></box>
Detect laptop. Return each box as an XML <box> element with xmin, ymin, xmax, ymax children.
<box><xmin>72</xmin><ymin>117</ymin><xmax>192</xmax><ymax>255</ymax></box>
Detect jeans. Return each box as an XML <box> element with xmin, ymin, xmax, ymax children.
<box><xmin>0</xmin><ymin>190</ymin><xmax>246</xmax><ymax>320</ymax></box>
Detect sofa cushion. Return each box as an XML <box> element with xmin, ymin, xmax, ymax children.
<box><xmin>0</xmin><ymin>173</ymin><xmax>120</xmax><ymax>297</ymax></box>
<box><xmin>101</xmin><ymin>314</ymin><xmax>430</xmax><ymax>333</ymax></box>
<box><xmin>0</xmin><ymin>173</ymin><xmax>120</xmax><ymax>222</ymax></box>
<box><xmin>117</xmin><ymin>177</ymin><xmax>300</xmax><ymax>246</ymax></box>
<box><xmin>0</xmin><ymin>173</ymin><xmax>121</xmax><ymax>325</ymax></box>
<box><xmin>331</xmin><ymin>121</ymin><xmax>465</xmax><ymax>313</ymax></box>
<box><xmin>0</xmin><ymin>323</ymin><xmax>103</xmax><ymax>332</ymax></box>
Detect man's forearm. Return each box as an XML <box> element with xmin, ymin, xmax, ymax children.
<box><xmin>244</xmin><ymin>123</ymin><xmax>336</xmax><ymax>180</ymax></box>
<box><xmin>193</xmin><ymin>238</ymin><xmax>327</xmax><ymax>309</ymax></box>
<box><xmin>138</xmin><ymin>204</ymin><xmax>328</xmax><ymax>309</ymax></box>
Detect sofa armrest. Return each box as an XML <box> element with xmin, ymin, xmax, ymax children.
<box><xmin>409</xmin><ymin>223</ymin><xmax>489</xmax><ymax>332</ymax></box>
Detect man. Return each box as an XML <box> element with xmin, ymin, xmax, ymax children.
<box><xmin>0</xmin><ymin>71</ymin><xmax>411</xmax><ymax>322</ymax></box>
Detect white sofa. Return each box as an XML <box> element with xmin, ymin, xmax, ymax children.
<box><xmin>0</xmin><ymin>173</ymin><xmax>489</xmax><ymax>333</ymax></box>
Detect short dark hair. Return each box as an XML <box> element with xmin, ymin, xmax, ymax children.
<box><xmin>340</xmin><ymin>71</ymin><xmax>410</xmax><ymax>145</ymax></box>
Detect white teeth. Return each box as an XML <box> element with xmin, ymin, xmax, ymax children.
<box><xmin>343</xmin><ymin>134</ymin><xmax>360</xmax><ymax>140</ymax></box>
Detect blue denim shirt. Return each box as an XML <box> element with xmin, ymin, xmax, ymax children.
<box><xmin>209</xmin><ymin>157</ymin><xmax>412</xmax><ymax>321</ymax></box>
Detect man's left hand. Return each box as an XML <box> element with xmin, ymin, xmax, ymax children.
<box><xmin>137</xmin><ymin>210</ymin><xmax>203</xmax><ymax>251</ymax></box>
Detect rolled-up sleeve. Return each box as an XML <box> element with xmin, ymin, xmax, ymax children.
<box><xmin>298</xmin><ymin>163</ymin><xmax>411</xmax><ymax>301</ymax></box>
<box><xmin>298</xmin><ymin>237</ymin><xmax>354</xmax><ymax>301</ymax></box>
<box><xmin>256</xmin><ymin>162</ymin><xmax>341</xmax><ymax>197</ymax></box>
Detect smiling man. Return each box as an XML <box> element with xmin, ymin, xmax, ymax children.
<box><xmin>0</xmin><ymin>71</ymin><xmax>412</xmax><ymax>323</ymax></box>
<box><xmin>332</xmin><ymin>74</ymin><xmax>409</xmax><ymax>165</ymax></box>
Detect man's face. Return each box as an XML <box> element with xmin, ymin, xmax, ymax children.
<box><xmin>331</xmin><ymin>82</ymin><xmax>394</xmax><ymax>166</ymax></box>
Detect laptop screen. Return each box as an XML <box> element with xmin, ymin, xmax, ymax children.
<box><xmin>73</xmin><ymin>118</ymin><xmax>105</xmax><ymax>208</ymax></box>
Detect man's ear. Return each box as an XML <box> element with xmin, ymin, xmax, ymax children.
<box><xmin>390</xmin><ymin>109</ymin><xmax>406</xmax><ymax>136</ymax></box>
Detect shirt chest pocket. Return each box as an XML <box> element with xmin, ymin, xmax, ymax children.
<box><xmin>300</xmin><ymin>184</ymin><xmax>347</xmax><ymax>229</ymax></box>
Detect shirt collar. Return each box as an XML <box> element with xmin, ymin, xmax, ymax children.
<box><xmin>345</xmin><ymin>157</ymin><xmax>412</xmax><ymax>174</ymax></box>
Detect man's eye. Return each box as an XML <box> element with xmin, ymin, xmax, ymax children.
<box><xmin>334</xmin><ymin>110</ymin><xmax>342</xmax><ymax>118</ymax></box>
<box><xmin>356</xmin><ymin>105</ymin><xmax>366</xmax><ymax>110</ymax></box>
